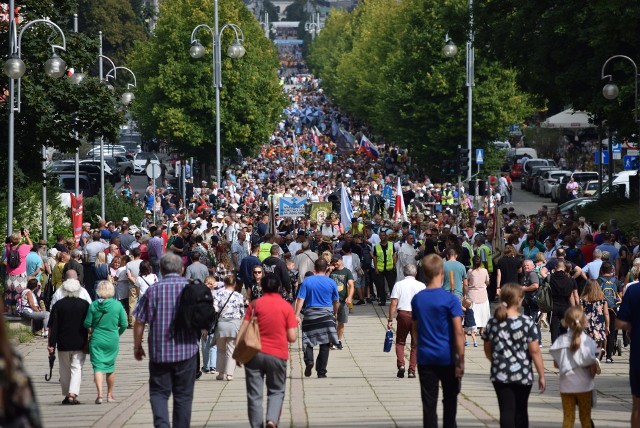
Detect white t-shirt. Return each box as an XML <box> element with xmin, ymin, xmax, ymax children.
<box><xmin>390</xmin><ymin>276</ymin><xmax>426</xmax><ymax>311</ymax></box>
<box><xmin>136</xmin><ymin>273</ymin><xmax>158</xmax><ymax>296</ymax></box>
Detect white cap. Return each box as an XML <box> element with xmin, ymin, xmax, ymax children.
<box><xmin>122</xmin><ymin>217</ymin><xmax>129</xmax><ymax>222</ymax></box>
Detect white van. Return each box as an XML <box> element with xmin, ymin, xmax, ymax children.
<box><xmin>612</xmin><ymin>170</ymin><xmax>637</xmax><ymax>198</ymax></box>
<box><xmin>507</xmin><ymin>147</ymin><xmax>538</xmax><ymax>164</ymax></box>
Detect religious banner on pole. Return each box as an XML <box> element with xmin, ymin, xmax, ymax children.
<box><xmin>70</xmin><ymin>192</ymin><xmax>83</xmax><ymax>247</ymax></box>
<box><xmin>309</xmin><ymin>202</ymin><xmax>333</xmax><ymax>223</ymax></box>
<box><xmin>279</xmin><ymin>197</ymin><xmax>307</xmax><ymax>218</ymax></box>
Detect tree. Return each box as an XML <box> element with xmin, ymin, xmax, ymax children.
<box><xmin>128</xmin><ymin>0</ymin><xmax>286</xmax><ymax>162</ymax></box>
<box><xmin>0</xmin><ymin>0</ymin><xmax>125</xmax><ymax>182</ymax></box>
<box><xmin>308</xmin><ymin>0</ymin><xmax>537</xmax><ymax>174</ymax></box>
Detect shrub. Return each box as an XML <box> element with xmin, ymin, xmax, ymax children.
<box><xmin>83</xmin><ymin>183</ymin><xmax>145</xmax><ymax>227</ymax></box>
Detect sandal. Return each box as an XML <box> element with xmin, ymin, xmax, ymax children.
<box><xmin>107</xmin><ymin>395</ymin><xmax>117</xmax><ymax>403</ymax></box>
<box><xmin>266</xmin><ymin>421</ymin><xmax>277</xmax><ymax>428</ymax></box>
<box><xmin>95</xmin><ymin>396</ymin><xmax>103</xmax><ymax>404</ymax></box>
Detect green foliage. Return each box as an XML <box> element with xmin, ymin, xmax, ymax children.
<box><xmin>128</xmin><ymin>0</ymin><xmax>287</xmax><ymax>161</ymax></box>
<box><xmin>0</xmin><ymin>182</ymin><xmax>72</xmax><ymax>243</ymax></box>
<box><xmin>481</xmin><ymin>145</ymin><xmax>507</xmax><ymax>176</ymax></box>
<box><xmin>473</xmin><ymin>0</ymin><xmax>640</xmax><ymax>135</ymax></box>
<box><xmin>0</xmin><ymin>0</ymin><xmax>125</xmax><ymax>183</ymax></box>
<box><xmin>307</xmin><ymin>0</ymin><xmax>537</xmax><ymax>176</ymax></box>
<box><xmin>83</xmin><ymin>184</ymin><xmax>145</xmax><ymax>227</ymax></box>
<box><xmin>578</xmin><ymin>195</ymin><xmax>639</xmax><ymax>239</ymax></box>
<box><xmin>77</xmin><ymin>0</ymin><xmax>148</xmax><ymax>65</ymax></box>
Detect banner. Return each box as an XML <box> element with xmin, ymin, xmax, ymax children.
<box><xmin>310</xmin><ymin>202</ymin><xmax>332</xmax><ymax>224</ymax></box>
<box><xmin>279</xmin><ymin>197</ymin><xmax>307</xmax><ymax>218</ymax></box>
<box><xmin>70</xmin><ymin>192</ymin><xmax>83</xmax><ymax>247</ymax></box>
<box><xmin>340</xmin><ymin>184</ymin><xmax>353</xmax><ymax>231</ymax></box>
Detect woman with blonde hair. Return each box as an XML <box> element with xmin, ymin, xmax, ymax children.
<box><xmin>624</xmin><ymin>258</ymin><xmax>640</xmax><ymax>285</ymax></box>
<box><xmin>580</xmin><ymin>279</ymin><xmax>609</xmax><ymax>359</ymax></box>
<box><xmin>84</xmin><ymin>280</ymin><xmax>127</xmax><ymax>404</ymax></box>
<box><xmin>482</xmin><ymin>283</ymin><xmax>545</xmax><ymax>427</ymax></box>
<box><xmin>52</xmin><ymin>251</ymin><xmax>70</xmax><ymax>289</ymax></box>
<box><xmin>549</xmin><ymin>306</ymin><xmax>599</xmax><ymax>428</ymax></box>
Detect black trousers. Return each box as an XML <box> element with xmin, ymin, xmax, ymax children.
<box><xmin>373</xmin><ymin>269</ymin><xmax>396</xmax><ymax>304</ymax></box>
<box><xmin>149</xmin><ymin>353</ymin><xmax>197</xmax><ymax>428</ymax></box>
<box><xmin>550</xmin><ymin>306</ymin><xmax>569</xmax><ymax>344</ymax></box>
<box><xmin>304</xmin><ymin>344</ymin><xmax>330</xmax><ymax>376</ymax></box>
<box><xmin>606</xmin><ymin>310</ymin><xmax>618</xmax><ymax>359</ymax></box>
<box><xmin>493</xmin><ymin>382</ymin><xmax>532</xmax><ymax>428</ymax></box>
<box><xmin>418</xmin><ymin>364</ymin><xmax>459</xmax><ymax>428</ymax></box>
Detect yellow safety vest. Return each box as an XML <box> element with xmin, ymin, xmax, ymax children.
<box><xmin>375</xmin><ymin>243</ymin><xmax>395</xmax><ymax>271</ymax></box>
<box><xmin>442</xmin><ymin>189</ymin><xmax>454</xmax><ymax>205</ymax></box>
<box><xmin>476</xmin><ymin>244</ymin><xmax>493</xmax><ymax>272</ymax></box>
<box><xmin>462</xmin><ymin>241</ymin><xmax>474</xmax><ymax>261</ymax></box>
<box><xmin>258</xmin><ymin>243</ymin><xmax>273</xmax><ymax>261</ymax></box>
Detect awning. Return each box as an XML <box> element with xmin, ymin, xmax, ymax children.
<box><xmin>540</xmin><ymin>109</ymin><xmax>595</xmax><ymax>128</ymax></box>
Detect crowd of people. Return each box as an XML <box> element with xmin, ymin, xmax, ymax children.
<box><xmin>3</xmin><ymin>70</ymin><xmax>640</xmax><ymax>428</ymax></box>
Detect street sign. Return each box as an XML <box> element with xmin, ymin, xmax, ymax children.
<box><xmin>612</xmin><ymin>142</ymin><xmax>622</xmax><ymax>153</ymax></box>
<box><xmin>629</xmin><ymin>149</ymin><xmax>639</xmax><ymax>156</ymax></box>
<box><xmin>475</xmin><ymin>149</ymin><xmax>484</xmax><ymax>164</ymax></box>
<box><xmin>624</xmin><ymin>155</ymin><xmax>639</xmax><ymax>170</ymax></box>
<box><xmin>146</xmin><ymin>163</ymin><xmax>161</xmax><ymax>179</ymax></box>
<box><xmin>595</xmin><ymin>151</ymin><xmax>609</xmax><ymax>165</ymax></box>
<box><xmin>613</xmin><ymin>152</ymin><xmax>622</xmax><ymax>160</ymax></box>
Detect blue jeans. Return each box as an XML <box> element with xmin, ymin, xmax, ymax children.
<box><xmin>201</xmin><ymin>335</ymin><xmax>217</xmax><ymax>370</ymax></box>
<box><xmin>149</xmin><ymin>353</ymin><xmax>197</xmax><ymax>428</ymax></box>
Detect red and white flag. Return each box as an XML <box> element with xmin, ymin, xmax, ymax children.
<box><xmin>393</xmin><ymin>177</ymin><xmax>408</xmax><ymax>222</ymax></box>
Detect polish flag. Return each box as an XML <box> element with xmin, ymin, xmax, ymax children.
<box><xmin>393</xmin><ymin>177</ymin><xmax>407</xmax><ymax>222</ymax></box>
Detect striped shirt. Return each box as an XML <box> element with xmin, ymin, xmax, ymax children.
<box><xmin>133</xmin><ymin>273</ymin><xmax>199</xmax><ymax>363</ymax></box>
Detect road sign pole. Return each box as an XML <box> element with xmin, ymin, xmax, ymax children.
<box><xmin>152</xmin><ymin>164</ymin><xmax>156</xmax><ymax>225</ymax></box>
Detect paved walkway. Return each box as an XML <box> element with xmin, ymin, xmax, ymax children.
<box><xmin>17</xmin><ymin>302</ymin><xmax>633</xmax><ymax>427</ymax></box>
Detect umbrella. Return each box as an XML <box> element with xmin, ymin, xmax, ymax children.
<box><xmin>540</xmin><ymin>109</ymin><xmax>595</xmax><ymax>128</ymax></box>
<box><xmin>300</xmin><ymin>107</ymin><xmax>317</xmax><ymax>126</ymax></box>
<box><xmin>45</xmin><ymin>350</ymin><xmax>56</xmax><ymax>381</ymax></box>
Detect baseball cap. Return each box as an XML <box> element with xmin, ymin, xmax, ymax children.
<box><xmin>331</xmin><ymin>254</ymin><xmax>343</xmax><ymax>261</ymax></box>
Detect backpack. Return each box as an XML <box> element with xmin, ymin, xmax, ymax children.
<box><xmin>7</xmin><ymin>244</ymin><xmax>22</xmax><ymax>269</ymax></box>
<box><xmin>172</xmin><ymin>279</ymin><xmax>216</xmax><ymax>336</ymax></box>
<box><xmin>598</xmin><ymin>276</ymin><xmax>621</xmax><ymax>311</ymax></box>
<box><xmin>534</xmin><ymin>266</ymin><xmax>553</xmax><ymax>313</ymax></box>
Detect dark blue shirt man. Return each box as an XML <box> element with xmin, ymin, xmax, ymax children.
<box><xmin>616</xmin><ymin>280</ymin><xmax>640</xmax><ymax>427</ymax></box>
<box><xmin>412</xmin><ymin>253</ymin><xmax>464</xmax><ymax>428</ymax></box>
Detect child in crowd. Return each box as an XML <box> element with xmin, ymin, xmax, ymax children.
<box><xmin>462</xmin><ymin>298</ymin><xmax>478</xmax><ymax>347</ymax></box>
<box><xmin>549</xmin><ymin>306</ymin><xmax>599</xmax><ymax>428</ymax></box>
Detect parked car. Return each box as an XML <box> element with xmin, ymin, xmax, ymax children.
<box><xmin>510</xmin><ymin>163</ymin><xmax>524</xmax><ymax>180</ymax></box>
<box><xmin>79</xmin><ymin>159</ymin><xmax>121</xmax><ymax>184</ymax></box>
<box><xmin>132</xmin><ymin>152</ymin><xmax>160</xmax><ymax>174</ymax></box>
<box><xmin>539</xmin><ymin>170</ymin><xmax>571</xmax><ymax>197</ymax></box>
<box><xmin>529</xmin><ymin>166</ymin><xmax>559</xmax><ymax>194</ymax></box>
<box><xmin>86</xmin><ymin>144</ymin><xmax>128</xmax><ymax>158</ymax></box>
<box><xmin>106</xmin><ymin>155</ymin><xmax>135</xmax><ymax>177</ymax></box>
<box><xmin>520</xmin><ymin>159</ymin><xmax>556</xmax><ymax>189</ymax></box>
<box><xmin>48</xmin><ymin>161</ymin><xmax>116</xmax><ymax>187</ymax></box>
<box><xmin>582</xmin><ymin>180</ymin><xmax>600</xmax><ymax>197</ymax></box>
<box><xmin>558</xmin><ymin>197</ymin><xmax>596</xmax><ymax>217</ymax></box>
<box><xmin>53</xmin><ymin>173</ymin><xmax>96</xmax><ymax>200</ymax></box>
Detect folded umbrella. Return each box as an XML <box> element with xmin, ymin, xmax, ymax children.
<box><xmin>45</xmin><ymin>350</ymin><xmax>56</xmax><ymax>381</ymax></box>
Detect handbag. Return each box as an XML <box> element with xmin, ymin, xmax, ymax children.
<box><xmin>232</xmin><ymin>302</ymin><xmax>261</xmax><ymax>364</ymax></box>
<box><xmin>210</xmin><ymin>291</ymin><xmax>234</xmax><ymax>334</ymax></box>
<box><xmin>83</xmin><ymin>312</ymin><xmax>105</xmax><ymax>354</ymax></box>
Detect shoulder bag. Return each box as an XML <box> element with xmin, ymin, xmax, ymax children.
<box><xmin>232</xmin><ymin>301</ymin><xmax>262</xmax><ymax>364</ymax></box>
<box><xmin>210</xmin><ymin>290</ymin><xmax>234</xmax><ymax>334</ymax></box>
<box><xmin>83</xmin><ymin>312</ymin><xmax>105</xmax><ymax>354</ymax></box>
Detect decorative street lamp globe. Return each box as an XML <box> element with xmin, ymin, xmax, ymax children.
<box><xmin>443</xmin><ymin>39</ymin><xmax>458</xmax><ymax>58</ymax></box>
<box><xmin>105</xmin><ymin>83</ymin><xmax>115</xmax><ymax>92</ymax></box>
<box><xmin>3</xmin><ymin>54</ymin><xmax>26</xmax><ymax>79</ymax></box>
<box><xmin>121</xmin><ymin>91</ymin><xmax>135</xmax><ymax>105</ymax></box>
<box><xmin>190</xmin><ymin>42</ymin><xmax>206</xmax><ymax>59</ymax></box>
<box><xmin>44</xmin><ymin>54</ymin><xmax>67</xmax><ymax>78</ymax></box>
<box><xmin>68</xmin><ymin>70</ymin><xmax>86</xmax><ymax>85</ymax></box>
<box><xmin>227</xmin><ymin>41</ymin><xmax>246</xmax><ymax>59</ymax></box>
<box><xmin>602</xmin><ymin>82</ymin><xmax>620</xmax><ymax>100</ymax></box>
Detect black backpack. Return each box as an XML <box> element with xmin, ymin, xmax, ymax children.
<box><xmin>172</xmin><ymin>279</ymin><xmax>216</xmax><ymax>336</ymax></box>
<box><xmin>7</xmin><ymin>244</ymin><xmax>21</xmax><ymax>269</ymax></box>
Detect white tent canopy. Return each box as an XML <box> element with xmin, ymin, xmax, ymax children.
<box><xmin>541</xmin><ymin>109</ymin><xmax>595</xmax><ymax>128</ymax></box>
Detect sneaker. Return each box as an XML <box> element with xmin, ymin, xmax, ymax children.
<box><xmin>355</xmin><ymin>300</ymin><xmax>366</xmax><ymax>306</ymax></box>
<box><xmin>330</xmin><ymin>344</ymin><xmax>338</xmax><ymax>350</ymax></box>
<box><xmin>304</xmin><ymin>363</ymin><xmax>314</xmax><ymax>377</ymax></box>
<box><xmin>337</xmin><ymin>341</ymin><xmax>343</xmax><ymax>350</ymax></box>
<box><xmin>397</xmin><ymin>367</ymin><xmax>405</xmax><ymax>378</ymax></box>
<box><xmin>473</xmin><ymin>342</ymin><xmax>478</xmax><ymax>348</ymax></box>
<box><xmin>464</xmin><ymin>340</ymin><xmax>468</xmax><ymax>346</ymax></box>
<box><xmin>216</xmin><ymin>373</ymin><xmax>225</xmax><ymax>380</ymax></box>
<box><xmin>195</xmin><ymin>371</ymin><xmax>202</xmax><ymax>380</ymax></box>
<box><xmin>540</xmin><ymin>319</ymin><xmax>549</xmax><ymax>329</ymax></box>
<box><xmin>606</xmin><ymin>358</ymin><xmax>614</xmax><ymax>364</ymax></box>
<box><xmin>407</xmin><ymin>372</ymin><xmax>416</xmax><ymax>379</ymax></box>
<box><xmin>378</xmin><ymin>302</ymin><xmax>386</xmax><ymax>307</ymax></box>
<box><xmin>317</xmin><ymin>374</ymin><xmax>327</xmax><ymax>378</ymax></box>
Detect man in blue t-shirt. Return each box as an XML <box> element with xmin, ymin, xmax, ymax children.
<box><xmin>616</xmin><ymin>281</ymin><xmax>640</xmax><ymax>427</ymax></box>
<box><xmin>442</xmin><ymin>248</ymin><xmax>468</xmax><ymax>301</ymax></box>
<box><xmin>294</xmin><ymin>258</ymin><xmax>339</xmax><ymax>378</ymax></box>
<box><xmin>411</xmin><ymin>253</ymin><xmax>464</xmax><ymax>428</ymax></box>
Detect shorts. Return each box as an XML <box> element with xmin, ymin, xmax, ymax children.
<box><xmin>630</xmin><ymin>367</ymin><xmax>640</xmax><ymax>397</ymax></box>
<box><xmin>355</xmin><ymin>276</ymin><xmax>365</xmax><ymax>289</ymax></box>
<box><xmin>337</xmin><ymin>301</ymin><xmax>349</xmax><ymax>324</ymax></box>
<box><xmin>464</xmin><ymin>326</ymin><xmax>477</xmax><ymax>334</ymax></box>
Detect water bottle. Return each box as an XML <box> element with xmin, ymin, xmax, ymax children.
<box><xmin>383</xmin><ymin>329</ymin><xmax>393</xmax><ymax>353</ymax></box>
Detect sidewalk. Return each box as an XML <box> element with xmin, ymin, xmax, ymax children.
<box><xmin>18</xmin><ymin>302</ymin><xmax>632</xmax><ymax>427</ymax></box>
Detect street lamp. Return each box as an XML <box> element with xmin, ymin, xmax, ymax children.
<box><xmin>443</xmin><ymin>0</ymin><xmax>474</xmax><ymax>184</ymax></box>
<box><xmin>259</xmin><ymin>12</ymin><xmax>276</xmax><ymax>39</ymax></box>
<box><xmin>3</xmin><ymin>0</ymin><xmax>67</xmax><ymax>236</ymax></box>
<box><xmin>304</xmin><ymin>12</ymin><xmax>322</xmax><ymax>40</ymax></box>
<box><xmin>601</xmin><ymin>55</ymin><xmax>640</xmax><ymax>237</ymax></box>
<box><xmin>189</xmin><ymin>0</ymin><xmax>246</xmax><ymax>185</ymax></box>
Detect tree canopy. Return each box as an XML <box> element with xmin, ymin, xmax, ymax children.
<box><xmin>128</xmin><ymin>0</ymin><xmax>286</xmax><ymax>160</ymax></box>
<box><xmin>307</xmin><ymin>0</ymin><xmax>536</xmax><ymax>173</ymax></box>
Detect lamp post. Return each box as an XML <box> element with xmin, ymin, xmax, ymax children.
<box><xmin>304</xmin><ymin>12</ymin><xmax>321</xmax><ymax>40</ymax></box>
<box><xmin>4</xmin><ymin>0</ymin><xmax>67</xmax><ymax>236</ymax></box>
<box><xmin>189</xmin><ymin>0</ymin><xmax>246</xmax><ymax>185</ymax></box>
<box><xmin>259</xmin><ymin>12</ymin><xmax>276</xmax><ymax>39</ymax></box>
<box><xmin>443</xmin><ymin>0</ymin><xmax>474</xmax><ymax>183</ymax></box>
<box><xmin>601</xmin><ymin>55</ymin><xmax>640</xmax><ymax>237</ymax></box>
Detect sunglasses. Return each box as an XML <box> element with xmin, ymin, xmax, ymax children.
<box><xmin>253</xmin><ymin>271</ymin><xmax>263</xmax><ymax>274</ymax></box>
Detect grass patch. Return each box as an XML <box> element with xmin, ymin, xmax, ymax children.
<box><xmin>4</xmin><ymin>322</ymin><xmax>35</xmax><ymax>344</ymax></box>
<box><xmin>578</xmin><ymin>195</ymin><xmax>640</xmax><ymax>238</ymax></box>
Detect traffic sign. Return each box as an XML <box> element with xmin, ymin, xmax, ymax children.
<box><xmin>146</xmin><ymin>163</ymin><xmax>161</xmax><ymax>179</ymax></box>
<box><xmin>612</xmin><ymin>142</ymin><xmax>622</xmax><ymax>153</ymax></box>
<box><xmin>624</xmin><ymin>155</ymin><xmax>639</xmax><ymax>170</ymax></box>
<box><xmin>475</xmin><ymin>149</ymin><xmax>484</xmax><ymax>164</ymax></box>
<box><xmin>613</xmin><ymin>152</ymin><xmax>622</xmax><ymax>160</ymax></box>
<box><xmin>595</xmin><ymin>151</ymin><xmax>609</xmax><ymax>165</ymax></box>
